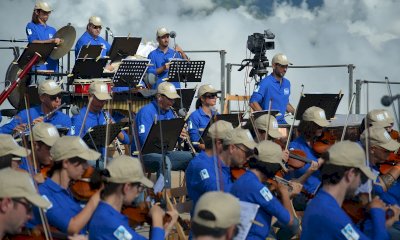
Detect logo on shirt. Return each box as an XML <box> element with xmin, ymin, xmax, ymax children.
<box><xmin>27</xmin><ymin>29</ymin><xmax>32</xmax><ymax>35</ymax></box>
<box><xmin>188</xmin><ymin>120</ymin><xmax>193</xmax><ymax>129</ymax></box>
<box><xmin>139</xmin><ymin>124</ymin><xmax>145</xmax><ymax>134</ymax></box>
<box><xmin>49</xmin><ymin>34</ymin><xmax>53</xmax><ymax>39</ymax></box>
<box><xmin>70</xmin><ymin>125</ymin><xmax>75</xmax><ymax>135</ymax></box>
<box><xmin>284</xmin><ymin>88</ymin><xmax>290</xmax><ymax>95</ymax></box>
<box><xmin>341</xmin><ymin>223</ymin><xmax>360</xmax><ymax>240</ymax></box>
<box><xmin>41</xmin><ymin>195</ymin><xmax>53</xmax><ymax>210</ymax></box>
<box><xmin>254</xmin><ymin>86</ymin><xmax>260</xmax><ymax>92</ymax></box>
<box><xmin>200</xmin><ymin>169</ymin><xmax>210</xmax><ymax>180</ymax></box>
<box><xmin>259</xmin><ymin>186</ymin><xmax>273</xmax><ymax>202</ymax></box>
<box><xmin>113</xmin><ymin>225</ymin><xmax>132</xmax><ymax>240</ymax></box>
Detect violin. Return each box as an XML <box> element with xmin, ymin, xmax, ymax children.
<box><xmin>390</xmin><ymin>129</ymin><xmax>400</xmax><ymax>142</ymax></box>
<box><xmin>70</xmin><ymin>166</ymin><xmax>98</xmax><ymax>201</ymax></box>
<box><xmin>312</xmin><ymin>131</ymin><xmax>336</xmax><ymax>154</ymax></box>
<box><xmin>287</xmin><ymin>149</ymin><xmax>313</xmax><ymax>169</ymax></box>
<box><xmin>7</xmin><ymin>226</ymin><xmax>68</xmax><ymax>240</ymax></box>
<box><xmin>231</xmin><ymin>163</ymin><xmax>248</xmax><ymax>180</ymax></box>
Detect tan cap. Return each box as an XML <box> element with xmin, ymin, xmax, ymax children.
<box><xmin>89</xmin><ymin>16</ymin><xmax>102</xmax><ymax>26</ymax></box>
<box><xmin>0</xmin><ymin>168</ymin><xmax>50</xmax><ymax>209</ymax></box>
<box><xmin>89</xmin><ymin>81</ymin><xmax>112</xmax><ymax>100</ymax></box>
<box><xmin>34</xmin><ymin>1</ymin><xmax>52</xmax><ymax>12</ymax></box>
<box><xmin>360</xmin><ymin>126</ymin><xmax>400</xmax><ymax>151</ymax></box>
<box><xmin>207</xmin><ymin>120</ymin><xmax>233</xmax><ymax>140</ymax></box>
<box><xmin>224</xmin><ymin>128</ymin><xmax>257</xmax><ymax>150</ymax></box>
<box><xmin>367</xmin><ymin>109</ymin><xmax>392</xmax><ymax>128</ymax></box>
<box><xmin>254</xmin><ymin>115</ymin><xmax>282</xmax><ymax>139</ymax></box>
<box><xmin>156</xmin><ymin>27</ymin><xmax>169</xmax><ymax>37</ymax></box>
<box><xmin>0</xmin><ymin>134</ymin><xmax>29</xmax><ymax>158</ymax></box>
<box><xmin>302</xmin><ymin>106</ymin><xmax>330</xmax><ymax>127</ymax></box>
<box><xmin>327</xmin><ymin>141</ymin><xmax>375</xmax><ymax>180</ymax></box>
<box><xmin>32</xmin><ymin>122</ymin><xmax>60</xmax><ymax>147</ymax></box>
<box><xmin>193</xmin><ymin>191</ymin><xmax>240</xmax><ymax>229</ymax></box>
<box><xmin>255</xmin><ymin>140</ymin><xmax>285</xmax><ymax>169</ymax></box>
<box><xmin>157</xmin><ymin>82</ymin><xmax>180</xmax><ymax>99</ymax></box>
<box><xmin>50</xmin><ymin>136</ymin><xmax>101</xmax><ymax>161</ymax></box>
<box><xmin>38</xmin><ymin>80</ymin><xmax>62</xmax><ymax>96</ymax></box>
<box><xmin>197</xmin><ymin>84</ymin><xmax>220</xmax><ymax>98</ymax></box>
<box><xmin>105</xmin><ymin>155</ymin><xmax>154</xmax><ymax>188</ymax></box>
<box><xmin>382</xmin><ymin>109</ymin><xmax>394</xmax><ymax>124</ymax></box>
<box><xmin>272</xmin><ymin>53</ymin><xmax>291</xmax><ymax>65</ymax></box>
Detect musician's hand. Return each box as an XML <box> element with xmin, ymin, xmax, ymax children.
<box><xmin>68</xmin><ymin>234</ymin><xmax>88</xmax><ymax>240</ymax></box>
<box><xmin>32</xmin><ymin>116</ymin><xmax>44</xmax><ymax>125</ymax></box>
<box><xmin>149</xmin><ymin>204</ymin><xmax>165</xmax><ymax>228</ymax></box>
<box><xmin>180</xmin><ymin>129</ymin><xmax>189</xmax><ymax>140</ymax></box>
<box><xmin>198</xmin><ymin>143</ymin><xmax>205</xmax><ymax>151</ymax></box>
<box><xmin>104</xmin><ymin>64</ymin><xmax>114</xmax><ymax>72</ymax></box>
<box><xmin>34</xmin><ymin>173</ymin><xmax>45</xmax><ymax>184</ymax></box>
<box><xmin>164</xmin><ymin>62</ymin><xmax>171</xmax><ymax>70</ymax></box>
<box><xmin>308</xmin><ymin>161</ymin><xmax>319</xmax><ymax>172</ymax></box>
<box><xmin>368</xmin><ymin>196</ymin><xmax>386</xmax><ymax>211</ymax></box>
<box><xmin>53</xmin><ymin>38</ymin><xmax>62</xmax><ymax>45</ymax></box>
<box><xmin>289</xmin><ymin>181</ymin><xmax>303</xmax><ymax>196</ymax></box>
<box><xmin>317</xmin><ymin>157</ymin><xmax>325</xmax><ymax>167</ymax></box>
<box><xmin>276</xmin><ymin>181</ymin><xmax>290</xmax><ymax>197</ymax></box>
<box><xmin>164</xmin><ymin>209</ymin><xmax>179</xmax><ymax>236</ymax></box>
<box><xmin>386</xmin><ymin>205</ymin><xmax>400</xmax><ymax>228</ymax></box>
<box><xmin>282</xmin><ymin>149</ymin><xmax>289</xmax><ymax>163</ymax></box>
<box><xmin>174</xmin><ymin>45</ymin><xmax>184</xmax><ymax>54</ymax></box>
<box><xmin>13</xmin><ymin>123</ymin><xmax>27</xmax><ymax>134</ymax></box>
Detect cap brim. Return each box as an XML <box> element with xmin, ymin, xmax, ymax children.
<box><xmin>371</xmin><ymin>121</ymin><xmax>391</xmax><ymax>128</ymax></box>
<box><xmin>359</xmin><ymin>165</ymin><xmax>376</xmax><ymax>181</ymax></box>
<box><xmin>26</xmin><ymin>194</ymin><xmax>51</xmax><ymax>209</ymax></box>
<box><xmin>80</xmin><ymin>149</ymin><xmax>101</xmax><ymax>161</ymax></box>
<box><xmin>41</xmin><ymin>138</ymin><xmax>58</xmax><ymax>147</ymax></box>
<box><xmin>380</xmin><ymin>140</ymin><xmax>400</xmax><ymax>152</ymax></box>
<box><xmin>315</xmin><ymin>119</ymin><xmax>330</xmax><ymax>127</ymax></box>
<box><xmin>94</xmin><ymin>93</ymin><xmax>112</xmax><ymax>100</ymax></box>
<box><xmin>268</xmin><ymin>129</ymin><xmax>282</xmax><ymax>139</ymax></box>
<box><xmin>9</xmin><ymin>147</ymin><xmax>29</xmax><ymax>158</ymax></box>
<box><xmin>243</xmin><ymin>141</ymin><xmax>257</xmax><ymax>150</ymax></box>
<box><xmin>139</xmin><ymin>176</ymin><xmax>154</xmax><ymax>188</ymax></box>
<box><xmin>44</xmin><ymin>88</ymin><xmax>63</xmax><ymax>96</ymax></box>
<box><xmin>164</xmin><ymin>92</ymin><xmax>180</xmax><ymax>99</ymax></box>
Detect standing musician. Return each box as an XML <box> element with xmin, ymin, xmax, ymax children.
<box><xmin>0</xmin><ymin>80</ymin><xmax>71</xmax><ymax>135</ymax></box>
<box><xmin>88</xmin><ymin>155</ymin><xmax>179</xmax><ymax>239</ymax></box>
<box><xmin>75</xmin><ymin>16</ymin><xmax>110</xmax><ymax>59</ymax></box>
<box><xmin>0</xmin><ymin>168</ymin><xmax>51</xmax><ymax>240</ymax></box>
<box><xmin>26</xmin><ymin>1</ymin><xmax>60</xmax><ymax>72</ymax></box>
<box><xmin>191</xmin><ymin>191</ymin><xmax>241</xmax><ymax>240</ymax></box>
<box><xmin>249</xmin><ymin>53</ymin><xmax>295</xmax><ymax>124</ymax></box>
<box><xmin>147</xmin><ymin>27</ymin><xmax>188</xmax><ymax>89</ymax></box>
<box><xmin>28</xmin><ymin>136</ymin><xmax>101</xmax><ymax>235</ymax></box>
<box><xmin>301</xmin><ymin>141</ymin><xmax>400</xmax><ymax>239</ymax></box>
<box><xmin>187</xmin><ymin>84</ymin><xmax>220</xmax><ymax>150</ymax></box>
<box><xmin>231</xmin><ymin>140</ymin><xmax>302</xmax><ymax>240</ymax></box>
<box><xmin>0</xmin><ymin>134</ymin><xmax>29</xmax><ymax>170</ymax></box>
<box><xmin>134</xmin><ymin>82</ymin><xmax>193</xmax><ymax>188</ymax></box>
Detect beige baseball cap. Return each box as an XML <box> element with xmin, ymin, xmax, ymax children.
<box><xmin>34</xmin><ymin>1</ymin><xmax>52</xmax><ymax>12</ymax></box>
<box><xmin>193</xmin><ymin>191</ymin><xmax>240</xmax><ymax>229</ymax></box>
<box><xmin>38</xmin><ymin>80</ymin><xmax>62</xmax><ymax>96</ymax></box>
<box><xmin>224</xmin><ymin>128</ymin><xmax>257</xmax><ymax>150</ymax></box>
<box><xmin>254</xmin><ymin>140</ymin><xmax>285</xmax><ymax>169</ymax></box>
<box><xmin>89</xmin><ymin>81</ymin><xmax>112</xmax><ymax>100</ymax></box>
<box><xmin>156</xmin><ymin>27</ymin><xmax>169</xmax><ymax>37</ymax></box>
<box><xmin>0</xmin><ymin>168</ymin><xmax>50</xmax><ymax>209</ymax></box>
<box><xmin>0</xmin><ymin>134</ymin><xmax>29</xmax><ymax>158</ymax></box>
<box><xmin>254</xmin><ymin>115</ymin><xmax>282</xmax><ymax>139</ymax></box>
<box><xmin>89</xmin><ymin>16</ymin><xmax>102</xmax><ymax>26</ymax></box>
<box><xmin>367</xmin><ymin>109</ymin><xmax>392</xmax><ymax>128</ymax></box>
<box><xmin>382</xmin><ymin>109</ymin><xmax>394</xmax><ymax>124</ymax></box>
<box><xmin>197</xmin><ymin>84</ymin><xmax>220</xmax><ymax>98</ymax></box>
<box><xmin>105</xmin><ymin>155</ymin><xmax>154</xmax><ymax>188</ymax></box>
<box><xmin>157</xmin><ymin>82</ymin><xmax>180</xmax><ymax>99</ymax></box>
<box><xmin>207</xmin><ymin>120</ymin><xmax>233</xmax><ymax>140</ymax></box>
<box><xmin>272</xmin><ymin>53</ymin><xmax>291</xmax><ymax>65</ymax></box>
<box><xmin>50</xmin><ymin>136</ymin><xmax>101</xmax><ymax>161</ymax></box>
<box><xmin>32</xmin><ymin>122</ymin><xmax>60</xmax><ymax>147</ymax></box>
<box><xmin>360</xmin><ymin>126</ymin><xmax>400</xmax><ymax>151</ymax></box>
<box><xmin>302</xmin><ymin>106</ymin><xmax>330</xmax><ymax>127</ymax></box>
<box><xmin>327</xmin><ymin>141</ymin><xmax>375</xmax><ymax>180</ymax></box>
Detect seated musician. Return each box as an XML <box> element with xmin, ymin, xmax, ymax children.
<box><xmin>231</xmin><ymin>140</ymin><xmax>302</xmax><ymax>240</ymax></box>
<box><xmin>0</xmin><ymin>134</ymin><xmax>30</xmax><ymax>170</ymax></box>
<box><xmin>0</xmin><ymin>80</ymin><xmax>71</xmax><ymax>135</ymax></box>
<box><xmin>359</xmin><ymin>109</ymin><xmax>393</xmax><ymax>135</ymax></box>
<box><xmin>88</xmin><ymin>155</ymin><xmax>179</xmax><ymax>239</ymax></box>
<box><xmin>28</xmin><ymin>136</ymin><xmax>101</xmax><ymax>235</ymax></box>
<box><xmin>134</xmin><ymin>82</ymin><xmax>193</xmax><ymax>188</ymax></box>
<box><xmin>75</xmin><ymin>16</ymin><xmax>110</xmax><ymax>59</ymax></box>
<box><xmin>301</xmin><ymin>141</ymin><xmax>399</xmax><ymax>239</ymax></box>
<box><xmin>0</xmin><ymin>168</ymin><xmax>51</xmax><ymax>239</ymax></box>
<box><xmin>187</xmin><ymin>84</ymin><xmax>219</xmax><ymax>151</ymax></box>
<box><xmin>191</xmin><ymin>191</ymin><xmax>241</xmax><ymax>240</ymax></box>
<box><xmin>186</xmin><ymin>124</ymin><xmax>255</xmax><ymax>211</ymax></box>
<box><xmin>147</xmin><ymin>27</ymin><xmax>188</xmax><ymax>89</ymax></box>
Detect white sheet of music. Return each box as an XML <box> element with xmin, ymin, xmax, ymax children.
<box><xmin>234</xmin><ymin>201</ymin><xmax>260</xmax><ymax>240</ymax></box>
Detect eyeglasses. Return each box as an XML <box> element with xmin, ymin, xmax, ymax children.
<box><xmin>235</xmin><ymin>145</ymin><xmax>254</xmax><ymax>158</ymax></box>
<box><xmin>48</xmin><ymin>94</ymin><xmax>62</xmax><ymax>101</ymax></box>
<box><xmin>136</xmin><ymin>183</ymin><xmax>146</xmax><ymax>193</ymax></box>
<box><xmin>92</xmin><ymin>25</ymin><xmax>102</xmax><ymax>30</ymax></box>
<box><xmin>13</xmin><ymin>198</ymin><xmax>33</xmax><ymax>214</ymax></box>
<box><xmin>204</xmin><ymin>93</ymin><xmax>217</xmax><ymax>99</ymax></box>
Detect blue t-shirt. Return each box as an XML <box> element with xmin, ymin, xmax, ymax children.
<box><xmin>187</xmin><ymin>108</ymin><xmax>217</xmax><ymax>143</ymax></box>
<box><xmin>147</xmin><ymin>47</ymin><xmax>183</xmax><ymax>89</ymax></box>
<box><xmin>231</xmin><ymin>171</ymin><xmax>290</xmax><ymax>240</ymax></box>
<box><xmin>249</xmin><ymin>74</ymin><xmax>290</xmax><ymax>124</ymax></box>
<box><xmin>301</xmin><ymin>189</ymin><xmax>388</xmax><ymax>240</ymax></box>
<box><xmin>26</xmin><ymin>22</ymin><xmax>58</xmax><ymax>71</ymax></box>
<box><xmin>75</xmin><ymin>31</ymin><xmax>111</xmax><ymax>59</ymax></box>
<box><xmin>88</xmin><ymin>201</ymin><xmax>164</xmax><ymax>240</ymax></box>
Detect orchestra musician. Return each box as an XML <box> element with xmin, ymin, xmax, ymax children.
<box><xmin>301</xmin><ymin>141</ymin><xmax>400</xmax><ymax>239</ymax></box>
<box><xmin>0</xmin><ymin>134</ymin><xmax>29</xmax><ymax>170</ymax></box>
<box><xmin>249</xmin><ymin>53</ymin><xmax>295</xmax><ymax>124</ymax></box>
<box><xmin>88</xmin><ymin>155</ymin><xmax>179</xmax><ymax>239</ymax></box>
<box><xmin>0</xmin><ymin>168</ymin><xmax>51</xmax><ymax>240</ymax></box>
<box><xmin>147</xmin><ymin>27</ymin><xmax>188</xmax><ymax>89</ymax></box>
<box><xmin>0</xmin><ymin>80</ymin><xmax>71</xmax><ymax>135</ymax></box>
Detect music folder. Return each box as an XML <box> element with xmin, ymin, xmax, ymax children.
<box><xmin>108</xmin><ymin>36</ymin><xmax>141</xmax><ymax>62</ymax></box>
<box><xmin>295</xmin><ymin>93</ymin><xmax>343</xmax><ymax>120</ymax></box>
<box><xmin>82</xmin><ymin>122</ymin><xmax>128</xmax><ymax>149</ymax></box>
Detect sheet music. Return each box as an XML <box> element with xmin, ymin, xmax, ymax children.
<box><xmin>234</xmin><ymin>201</ymin><xmax>260</xmax><ymax>240</ymax></box>
<box><xmin>146</xmin><ymin>174</ymin><xmax>165</xmax><ymax>203</ymax></box>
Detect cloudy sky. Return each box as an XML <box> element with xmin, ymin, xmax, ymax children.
<box><xmin>0</xmin><ymin>0</ymin><xmax>399</xmax><ymax>126</ymax></box>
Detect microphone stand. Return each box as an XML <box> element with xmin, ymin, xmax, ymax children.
<box><xmin>385</xmin><ymin>77</ymin><xmax>400</xmax><ymax>130</ymax></box>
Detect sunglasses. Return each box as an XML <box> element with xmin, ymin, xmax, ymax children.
<box><xmin>92</xmin><ymin>25</ymin><xmax>102</xmax><ymax>30</ymax></box>
<box><xmin>48</xmin><ymin>94</ymin><xmax>62</xmax><ymax>101</ymax></box>
<box><xmin>204</xmin><ymin>93</ymin><xmax>217</xmax><ymax>99</ymax></box>
<box><xmin>13</xmin><ymin>198</ymin><xmax>33</xmax><ymax>214</ymax></box>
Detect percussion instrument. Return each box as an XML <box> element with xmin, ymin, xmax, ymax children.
<box><xmin>50</xmin><ymin>25</ymin><xmax>76</xmax><ymax>60</ymax></box>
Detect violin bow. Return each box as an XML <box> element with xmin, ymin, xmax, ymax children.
<box><xmin>340</xmin><ymin>92</ymin><xmax>356</xmax><ymax>142</ymax></box>
<box><xmin>285</xmin><ymin>84</ymin><xmax>305</xmax><ymax>151</ymax></box>
<box><xmin>78</xmin><ymin>96</ymin><xmax>93</xmax><ymax>137</ymax></box>
<box><xmin>265</xmin><ymin>99</ymin><xmax>273</xmax><ymax>140</ymax></box>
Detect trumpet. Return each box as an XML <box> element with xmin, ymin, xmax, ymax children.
<box><xmin>170</xmin><ymin>107</ymin><xmax>197</xmax><ymax>156</ymax></box>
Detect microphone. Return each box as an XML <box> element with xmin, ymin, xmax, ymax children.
<box><xmin>381</xmin><ymin>95</ymin><xmax>400</xmax><ymax>106</ymax></box>
<box><xmin>170</xmin><ymin>31</ymin><xmax>176</xmax><ymax>39</ymax></box>
<box><xmin>70</xmin><ymin>105</ymin><xmax>80</xmax><ymax>115</ymax></box>
<box><xmin>106</xmin><ymin>27</ymin><xmax>114</xmax><ymax>37</ymax></box>
<box><xmin>178</xmin><ymin>108</ymin><xmax>187</xmax><ymax>118</ymax></box>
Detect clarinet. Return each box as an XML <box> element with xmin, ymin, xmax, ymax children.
<box><xmin>102</xmin><ymin>111</ymin><xmax>124</xmax><ymax>155</ymax></box>
<box><xmin>170</xmin><ymin>107</ymin><xmax>197</xmax><ymax>157</ymax></box>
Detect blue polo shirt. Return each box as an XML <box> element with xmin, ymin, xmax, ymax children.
<box><xmin>0</xmin><ymin>106</ymin><xmax>71</xmax><ymax>135</ymax></box>
<box><xmin>26</xmin><ymin>22</ymin><xmax>58</xmax><ymax>72</ymax></box>
<box><xmin>185</xmin><ymin>151</ymin><xmax>232</xmax><ymax>213</ymax></box>
<box><xmin>88</xmin><ymin>201</ymin><xmax>164</xmax><ymax>240</ymax></box>
<box><xmin>231</xmin><ymin>171</ymin><xmax>290</xmax><ymax>240</ymax></box>
<box><xmin>187</xmin><ymin>108</ymin><xmax>217</xmax><ymax>143</ymax></box>
<box><xmin>75</xmin><ymin>31</ymin><xmax>111</xmax><ymax>59</ymax></box>
<box><xmin>301</xmin><ymin>189</ymin><xmax>388</xmax><ymax>240</ymax></box>
<box><xmin>147</xmin><ymin>47</ymin><xmax>183</xmax><ymax>89</ymax></box>
<box><xmin>29</xmin><ymin>178</ymin><xmax>86</xmax><ymax>234</ymax></box>
<box><xmin>285</xmin><ymin>136</ymin><xmax>321</xmax><ymax>194</ymax></box>
<box><xmin>250</xmin><ymin>74</ymin><xmax>290</xmax><ymax>124</ymax></box>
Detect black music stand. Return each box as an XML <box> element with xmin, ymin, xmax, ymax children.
<box><xmin>142</xmin><ymin>118</ymin><xmax>185</xmax><ymax>154</ymax></box>
<box><xmin>168</xmin><ymin>60</ymin><xmax>205</xmax><ymax>87</ymax></box>
<box><xmin>112</xmin><ymin>59</ymin><xmax>150</xmax><ymax>87</ymax></box>
<box><xmin>199</xmin><ymin>113</ymin><xmax>242</xmax><ymax>143</ymax></box>
<box><xmin>77</xmin><ymin>45</ymin><xmax>102</xmax><ymax>59</ymax></box>
<box><xmin>252</xmin><ymin>110</ymin><xmax>280</xmax><ymax>120</ymax></box>
<box><xmin>82</xmin><ymin>122</ymin><xmax>128</xmax><ymax>150</ymax></box>
<box><xmin>172</xmin><ymin>88</ymin><xmax>196</xmax><ymax>112</ymax></box>
<box><xmin>17</xmin><ymin>43</ymin><xmax>55</xmax><ymax>69</ymax></box>
<box><xmin>108</xmin><ymin>36</ymin><xmax>141</xmax><ymax>62</ymax></box>
<box><xmin>70</xmin><ymin>58</ymin><xmax>108</xmax><ymax>83</ymax></box>
<box><xmin>294</xmin><ymin>93</ymin><xmax>344</xmax><ymax>120</ymax></box>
